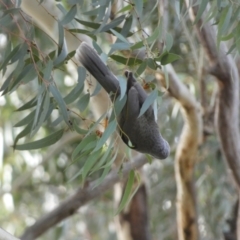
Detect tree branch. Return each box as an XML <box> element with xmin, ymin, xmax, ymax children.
<box><xmin>156</xmin><ymin>63</ymin><xmax>202</xmax><ymax>240</ymax></box>
<box><xmin>20</xmin><ymin>154</ymin><xmax>148</xmax><ymax>240</ymax></box>
<box><xmin>187</xmin><ymin>0</ymin><xmax>240</xmax><ymax>193</ymax></box>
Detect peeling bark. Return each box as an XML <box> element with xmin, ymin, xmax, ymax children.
<box><xmin>116</xmin><ymin>181</ymin><xmax>151</xmax><ymax>240</ymax></box>
<box><xmin>156</xmin><ymin>64</ymin><xmax>202</xmax><ymax>240</ymax></box>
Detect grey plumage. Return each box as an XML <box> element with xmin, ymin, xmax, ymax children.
<box><xmin>75</xmin><ymin>42</ymin><xmax>170</xmax><ymax>159</ymax></box>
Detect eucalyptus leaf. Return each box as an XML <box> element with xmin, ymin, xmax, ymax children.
<box><xmin>133</xmin><ymin>0</ymin><xmax>143</xmax><ymax>17</ymax></box>
<box><xmin>49</xmin><ymin>84</ymin><xmax>71</xmax><ymax>126</ymax></box>
<box><xmin>159</xmin><ymin>53</ymin><xmax>181</xmax><ymax>65</ymax></box>
<box><xmin>110</xmin><ymin>55</ymin><xmax>142</xmax><ymax>66</ymax></box>
<box><xmin>136</xmin><ymin>60</ymin><xmax>147</xmax><ymax>76</ymax></box>
<box><xmin>73</xmin><ymin>121</ymin><xmax>89</xmax><ymax>134</ymax></box>
<box><xmin>78</xmin><ymin>93</ymin><xmax>90</xmax><ymax>112</ymax></box>
<box><xmin>94</xmin><ymin>120</ymin><xmax>117</xmax><ymax>152</ymax></box>
<box><xmin>60</xmin><ymin>5</ymin><xmax>77</xmax><ymax>25</ymax></box>
<box><xmin>72</xmin><ymin>134</ymin><xmax>97</xmax><ymax>160</ymax></box>
<box><xmin>14</xmin><ymin>110</ymin><xmax>36</xmax><ymax>127</ymax></box>
<box><xmin>193</xmin><ymin>0</ymin><xmax>208</xmax><ymax>24</ymax></box>
<box><xmin>13</xmin><ymin>121</ymin><xmax>33</xmax><ymax>147</ymax></box>
<box><xmin>117</xmin><ymin>76</ymin><xmax>127</xmax><ymax>100</ymax></box>
<box><xmin>138</xmin><ymin>88</ymin><xmax>158</xmax><ymax>118</ymax></box>
<box><xmin>101</xmin><ymin>15</ymin><xmax>126</xmax><ymax>33</ymax></box>
<box><xmin>14</xmin><ymin>129</ymin><xmax>64</xmax><ymax>150</ymax></box>
<box><xmin>16</xmin><ymin>97</ymin><xmax>37</xmax><ymax>111</ymax></box>
<box><xmin>116</xmin><ymin>170</ymin><xmax>135</xmax><ymax>214</ymax></box>
<box><xmin>82</xmin><ymin>149</ymin><xmax>103</xmax><ymax>181</ymax></box>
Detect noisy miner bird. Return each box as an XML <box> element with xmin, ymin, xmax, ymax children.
<box><xmin>75</xmin><ymin>42</ymin><xmax>170</xmax><ymax>159</ymax></box>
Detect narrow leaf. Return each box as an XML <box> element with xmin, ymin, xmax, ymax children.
<box><xmin>94</xmin><ymin>120</ymin><xmax>117</xmax><ymax>151</ymax></box>
<box><xmin>82</xmin><ymin>149</ymin><xmax>103</xmax><ymax>181</ymax></box>
<box><xmin>110</xmin><ymin>29</ymin><xmax>129</xmax><ymax>45</ymax></box>
<box><xmin>116</xmin><ymin>170</ymin><xmax>135</xmax><ymax>214</ymax></box>
<box><xmin>78</xmin><ymin>93</ymin><xmax>90</xmax><ymax>112</ymax></box>
<box><xmin>49</xmin><ymin>84</ymin><xmax>70</xmax><ymax>126</ymax></box>
<box><xmin>16</xmin><ymin>97</ymin><xmax>37</xmax><ymax>111</ymax></box>
<box><xmin>102</xmin><ymin>15</ymin><xmax>126</xmax><ymax>33</ymax></box>
<box><xmin>136</xmin><ymin>60</ymin><xmax>147</xmax><ymax>76</ymax></box>
<box><xmin>159</xmin><ymin>53</ymin><xmax>181</xmax><ymax>65</ymax></box>
<box><xmin>194</xmin><ymin>0</ymin><xmax>208</xmax><ymax>24</ymax></box>
<box><xmin>138</xmin><ymin>88</ymin><xmax>158</xmax><ymax>117</ymax></box>
<box><xmin>133</xmin><ymin>0</ymin><xmax>143</xmax><ymax>17</ymax></box>
<box><xmin>110</xmin><ymin>55</ymin><xmax>142</xmax><ymax>66</ymax></box>
<box><xmin>117</xmin><ymin>76</ymin><xmax>127</xmax><ymax>100</ymax></box>
<box><xmin>14</xmin><ymin>129</ymin><xmax>64</xmax><ymax>150</ymax></box>
<box><xmin>72</xmin><ymin>134</ymin><xmax>97</xmax><ymax>160</ymax></box>
<box><xmin>117</xmin><ymin>4</ymin><xmax>132</xmax><ymax>13</ymax></box>
<box><xmin>166</xmin><ymin>33</ymin><xmax>173</xmax><ymax>51</ymax></box>
<box><xmin>14</xmin><ymin>110</ymin><xmax>36</xmax><ymax>127</ymax></box>
<box><xmin>73</xmin><ymin>121</ymin><xmax>88</xmax><ymax>134</ymax></box>
<box><xmin>60</xmin><ymin>5</ymin><xmax>77</xmax><ymax>25</ymax></box>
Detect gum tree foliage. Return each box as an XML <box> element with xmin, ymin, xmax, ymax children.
<box><xmin>0</xmin><ymin>0</ymin><xmax>239</xmax><ymax>239</ymax></box>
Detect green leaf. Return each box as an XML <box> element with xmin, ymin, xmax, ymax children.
<box><xmin>146</xmin><ymin>27</ymin><xmax>160</xmax><ymax>44</ymax></box>
<box><xmin>0</xmin><ymin>43</ymin><xmax>21</xmax><ymax>71</ymax></box>
<box><xmin>13</xmin><ymin>121</ymin><xmax>33</xmax><ymax>147</ymax></box>
<box><xmin>53</xmin><ymin>22</ymin><xmax>66</xmax><ymax>66</ymax></box>
<box><xmin>82</xmin><ymin>149</ymin><xmax>103</xmax><ymax>181</ymax></box>
<box><xmin>0</xmin><ymin>14</ymin><xmax>12</xmax><ymax>27</ymax></box>
<box><xmin>43</xmin><ymin>60</ymin><xmax>53</xmax><ymax>81</ymax></box>
<box><xmin>8</xmin><ymin>64</ymin><xmax>35</xmax><ymax>92</ymax></box>
<box><xmin>72</xmin><ymin>134</ymin><xmax>97</xmax><ymax>160</ymax></box>
<box><xmin>78</xmin><ymin>93</ymin><xmax>90</xmax><ymax>112</ymax></box>
<box><xmin>69</xmin><ymin>29</ymin><xmax>97</xmax><ymax>41</ymax></box>
<box><xmin>64</xmin><ymin>67</ymin><xmax>85</xmax><ymax>104</ymax></box>
<box><xmin>93</xmin><ymin>150</ymin><xmax>117</xmax><ymax>188</ymax></box>
<box><xmin>117</xmin><ymin>76</ymin><xmax>127</xmax><ymax>100</ymax></box>
<box><xmin>49</xmin><ymin>84</ymin><xmax>71</xmax><ymax>126</ymax></box>
<box><xmin>75</xmin><ymin>18</ymin><xmax>133</xmax><ymax>37</ymax></box>
<box><xmin>31</xmin><ymin>90</ymin><xmax>50</xmax><ymax>137</ymax></box>
<box><xmin>94</xmin><ymin>120</ymin><xmax>117</xmax><ymax>151</ymax></box>
<box><xmin>16</xmin><ymin>97</ymin><xmax>37</xmax><ymax>111</ymax></box>
<box><xmin>193</xmin><ymin>0</ymin><xmax>208</xmax><ymax>24</ymax></box>
<box><xmin>218</xmin><ymin>6</ymin><xmax>233</xmax><ymax>43</ymax></box>
<box><xmin>14</xmin><ymin>110</ymin><xmax>36</xmax><ymax>127</ymax></box>
<box><xmin>131</xmin><ymin>41</ymin><xmax>144</xmax><ymax>50</ymax></box>
<box><xmin>73</xmin><ymin>121</ymin><xmax>88</xmax><ymax>134</ymax></box>
<box><xmin>147</xmin><ymin>58</ymin><xmax>157</xmax><ymax>70</ymax></box>
<box><xmin>101</xmin><ymin>15</ymin><xmax>126</xmax><ymax>32</ymax></box>
<box><xmin>116</xmin><ymin>170</ymin><xmax>135</xmax><ymax>214</ymax></box>
<box><xmin>91</xmin><ymin>140</ymin><xmax>114</xmax><ymax>173</ymax></box>
<box><xmin>60</xmin><ymin>5</ymin><xmax>77</xmax><ymax>25</ymax></box>
<box><xmin>95</xmin><ymin>2</ymin><xmax>111</xmax><ymax>33</ymax></box>
<box><xmin>110</xmin><ymin>55</ymin><xmax>142</xmax><ymax>66</ymax></box>
<box><xmin>159</xmin><ymin>52</ymin><xmax>181</xmax><ymax>65</ymax></box>
<box><xmin>14</xmin><ymin>129</ymin><xmax>64</xmax><ymax>150</ymax></box>
<box><xmin>120</xmin><ymin>15</ymin><xmax>133</xmax><ymax>37</ymax></box>
<box><xmin>136</xmin><ymin>60</ymin><xmax>147</xmax><ymax>76</ymax></box>
<box><xmin>32</xmin><ymin>84</ymin><xmax>45</xmax><ymax>132</ymax></box>
<box><xmin>110</xmin><ymin>29</ymin><xmax>129</xmax><ymax>44</ymax></box>
<box><xmin>133</xmin><ymin>0</ymin><xmax>143</xmax><ymax>17</ymax></box>
<box><xmin>117</xmin><ymin>4</ymin><xmax>132</xmax><ymax>14</ymax></box>
<box><xmin>166</xmin><ymin>33</ymin><xmax>173</xmax><ymax>51</ymax></box>
<box><xmin>138</xmin><ymin>88</ymin><xmax>158</xmax><ymax>117</ymax></box>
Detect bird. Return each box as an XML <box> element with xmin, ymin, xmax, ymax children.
<box><xmin>75</xmin><ymin>42</ymin><xmax>170</xmax><ymax>159</ymax></box>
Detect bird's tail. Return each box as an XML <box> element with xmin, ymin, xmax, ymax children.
<box><xmin>75</xmin><ymin>42</ymin><xmax>119</xmax><ymax>95</ymax></box>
